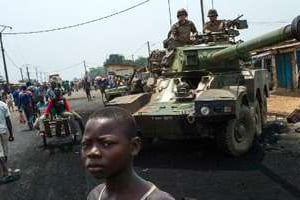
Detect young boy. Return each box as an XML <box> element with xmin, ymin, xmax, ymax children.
<box><xmin>82</xmin><ymin>107</ymin><xmax>174</xmax><ymax>200</ymax></box>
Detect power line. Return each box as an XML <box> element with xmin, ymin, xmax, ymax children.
<box><xmin>3</xmin><ymin>0</ymin><xmax>150</xmax><ymax>35</ymax></box>
<box><xmin>150</xmin><ymin>41</ymin><xmax>161</xmax><ymax>47</ymax></box>
<box><xmin>133</xmin><ymin>42</ymin><xmax>147</xmax><ymax>54</ymax></box>
<box><xmin>51</xmin><ymin>62</ymin><xmax>84</xmax><ymax>72</ymax></box>
<box><xmin>4</xmin><ymin>50</ymin><xmax>20</xmax><ymax>69</ymax></box>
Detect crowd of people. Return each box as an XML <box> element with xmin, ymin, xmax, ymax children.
<box><xmin>0</xmin><ymin>79</ymin><xmax>83</xmax><ymax>184</ymax></box>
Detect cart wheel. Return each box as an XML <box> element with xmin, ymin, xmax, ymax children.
<box><xmin>42</xmin><ymin>133</ymin><xmax>47</xmax><ymax>148</ymax></box>
<box><xmin>72</xmin><ymin>134</ymin><xmax>77</xmax><ymax>144</ymax></box>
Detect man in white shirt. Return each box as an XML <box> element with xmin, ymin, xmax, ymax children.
<box><xmin>0</xmin><ymin>99</ymin><xmax>16</xmax><ymax>183</ymax></box>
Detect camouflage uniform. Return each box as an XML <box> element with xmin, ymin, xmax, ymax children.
<box><xmin>169</xmin><ymin>20</ymin><xmax>198</xmax><ymax>47</ymax></box>
<box><xmin>203</xmin><ymin>20</ymin><xmax>226</xmax><ymax>33</ymax></box>
<box><xmin>161</xmin><ymin>8</ymin><xmax>198</xmax><ymax>68</ymax></box>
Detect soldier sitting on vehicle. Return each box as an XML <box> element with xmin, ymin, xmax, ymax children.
<box><xmin>203</xmin><ymin>9</ymin><xmax>231</xmax><ymax>42</ymax></box>
<box><xmin>203</xmin><ymin>9</ymin><xmax>229</xmax><ymax>33</ymax></box>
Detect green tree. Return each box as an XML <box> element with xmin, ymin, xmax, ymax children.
<box><xmin>88</xmin><ymin>67</ymin><xmax>107</xmax><ymax>78</ymax></box>
<box><xmin>103</xmin><ymin>54</ymin><xmax>148</xmax><ymax>68</ymax></box>
<box><xmin>134</xmin><ymin>56</ymin><xmax>147</xmax><ymax>67</ymax></box>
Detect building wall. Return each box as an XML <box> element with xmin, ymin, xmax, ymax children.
<box><xmin>255</xmin><ymin>48</ymin><xmax>299</xmax><ymax>91</ymax></box>
<box><xmin>107</xmin><ymin>65</ymin><xmax>135</xmax><ymax>77</ymax></box>
<box><xmin>275</xmin><ymin>53</ymin><xmax>294</xmax><ymax>89</ymax></box>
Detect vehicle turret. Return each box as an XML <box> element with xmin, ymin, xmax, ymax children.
<box><xmin>169</xmin><ymin>16</ymin><xmax>300</xmax><ymax>72</ymax></box>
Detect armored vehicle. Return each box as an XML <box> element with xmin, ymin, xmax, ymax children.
<box><xmin>103</xmin><ymin>70</ymin><xmax>140</xmax><ymax>102</ymax></box>
<box><xmin>104</xmin><ymin>85</ymin><xmax>129</xmax><ymax>101</ymax></box>
<box><xmin>107</xmin><ymin>16</ymin><xmax>300</xmax><ymax>156</ymax></box>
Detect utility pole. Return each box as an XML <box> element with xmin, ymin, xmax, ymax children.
<box><xmin>40</xmin><ymin>72</ymin><xmax>43</xmax><ymax>83</ymax></box>
<box><xmin>200</xmin><ymin>0</ymin><xmax>205</xmax><ymax>32</ymax></box>
<box><xmin>19</xmin><ymin>67</ymin><xmax>24</xmax><ymax>81</ymax></box>
<box><xmin>83</xmin><ymin>60</ymin><xmax>87</xmax><ymax>74</ymax></box>
<box><xmin>147</xmin><ymin>41</ymin><xmax>151</xmax><ymax>57</ymax></box>
<box><xmin>167</xmin><ymin>0</ymin><xmax>172</xmax><ymax>27</ymax></box>
<box><xmin>35</xmin><ymin>67</ymin><xmax>38</xmax><ymax>82</ymax></box>
<box><xmin>131</xmin><ymin>55</ymin><xmax>135</xmax><ymax>62</ymax></box>
<box><xmin>0</xmin><ymin>25</ymin><xmax>12</xmax><ymax>85</ymax></box>
<box><xmin>43</xmin><ymin>72</ymin><xmax>47</xmax><ymax>82</ymax></box>
<box><xmin>26</xmin><ymin>65</ymin><xmax>30</xmax><ymax>82</ymax></box>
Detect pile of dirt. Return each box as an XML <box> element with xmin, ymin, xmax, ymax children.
<box><xmin>267</xmin><ymin>92</ymin><xmax>300</xmax><ymax>117</ymax></box>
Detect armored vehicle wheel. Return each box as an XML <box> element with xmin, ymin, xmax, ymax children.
<box><xmin>254</xmin><ymin>101</ymin><xmax>262</xmax><ymax>136</ymax></box>
<box><xmin>218</xmin><ymin>105</ymin><xmax>255</xmax><ymax>156</ymax></box>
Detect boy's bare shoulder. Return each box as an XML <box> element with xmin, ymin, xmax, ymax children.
<box><xmin>147</xmin><ymin>188</ymin><xmax>175</xmax><ymax>200</ymax></box>
<box><xmin>87</xmin><ymin>184</ymin><xmax>175</xmax><ymax>200</ymax></box>
<box><xmin>87</xmin><ymin>184</ymin><xmax>105</xmax><ymax>200</ymax></box>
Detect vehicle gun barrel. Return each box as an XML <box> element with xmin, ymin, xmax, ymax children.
<box><xmin>208</xmin><ymin>16</ymin><xmax>300</xmax><ymax>61</ymax></box>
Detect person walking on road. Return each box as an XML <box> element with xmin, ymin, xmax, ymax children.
<box><xmin>82</xmin><ymin>107</ymin><xmax>175</xmax><ymax>200</ymax></box>
<box><xmin>84</xmin><ymin>76</ymin><xmax>92</xmax><ymax>101</ymax></box>
<box><xmin>18</xmin><ymin>85</ymin><xmax>35</xmax><ymax>130</ymax></box>
<box><xmin>0</xmin><ymin>99</ymin><xmax>20</xmax><ymax>184</ymax></box>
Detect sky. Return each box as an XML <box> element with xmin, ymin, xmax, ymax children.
<box><xmin>0</xmin><ymin>0</ymin><xmax>299</xmax><ymax>82</ymax></box>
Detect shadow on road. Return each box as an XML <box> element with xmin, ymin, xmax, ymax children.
<box><xmin>134</xmin><ymin>120</ymin><xmax>300</xmax><ymax>200</ymax></box>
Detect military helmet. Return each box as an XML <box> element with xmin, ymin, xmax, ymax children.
<box><xmin>177</xmin><ymin>8</ymin><xmax>188</xmax><ymax>17</ymax></box>
<box><xmin>207</xmin><ymin>9</ymin><xmax>218</xmax><ymax>17</ymax></box>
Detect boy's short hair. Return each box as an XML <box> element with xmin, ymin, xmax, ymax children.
<box><xmin>88</xmin><ymin>106</ymin><xmax>137</xmax><ymax>139</ymax></box>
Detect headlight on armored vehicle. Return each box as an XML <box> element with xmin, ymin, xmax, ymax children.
<box><xmin>200</xmin><ymin>106</ymin><xmax>210</xmax><ymax>116</ymax></box>
<box><xmin>224</xmin><ymin>106</ymin><xmax>232</xmax><ymax>113</ymax></box>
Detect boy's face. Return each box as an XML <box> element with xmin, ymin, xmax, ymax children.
<box><xmin>81</xmin><ymin>118</ymin><xmax>141</xmax><ymax>179</ymax></box>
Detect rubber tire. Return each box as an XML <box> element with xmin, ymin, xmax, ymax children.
<box><xmin>254</xmin><ymin>101</ymin><xmax>262</xmax><ymax>136</ymax></box>
<box><xmin>261</xmin><ymin>93</ymin><xmax>267</xmax><ymax>125</ymax></box>
<box><xmin>72</xmin><ymin>134</ymin><xmax>77</xmax><ymax>144</ymax></box>
<box><xmin>72</xmin><ymin>115</ymin><xmax>85</xmax><ymax>144</ymax></box>
<box><xmin>73</xmin><ymin>113</ymin><xmax>85</xmax><ymax>136</ymax></box>
<box><xmin>218</xmin><ymin>105</ymin><xmax>255</xmax><ymax>156</ymax></box>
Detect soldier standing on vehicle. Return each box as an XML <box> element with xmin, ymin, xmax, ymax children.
<box><xmin>167</xmin><ymin>8</ymin><xmax>198</xmax><ymax>47</ymax></box>
<box><xmin>203</xmin><ymin>9</ymin><xmax>229</xmax><ymax>33</ymax></box>
<box><xmin>162</xmin><ymin>8</ymin><xmax>198</xmax><ymax>67</ymax></box>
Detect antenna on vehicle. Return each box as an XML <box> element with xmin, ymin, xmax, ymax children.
<box><xmin>200</xmin><ymin>0</ymin><xmax>205</xmax><ymax>31</ymax></box>
<box><xmin>168</xmin><ymin>0</ymin><xmax>172</xmax><ymax>27</ymax></box>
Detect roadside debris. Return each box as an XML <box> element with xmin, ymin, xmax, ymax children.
<box><xmin>287</xmin><ymin>109</ymin><xmax>300</xmax><ymax>123</ymax></box>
